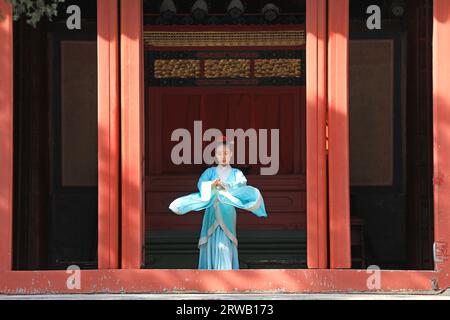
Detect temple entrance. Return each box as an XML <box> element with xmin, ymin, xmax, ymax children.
<box><xmin>143</xmin><ymin>1</ymin><xmax>308</xmax><ymax>269</ymax></box>
<box><xmin>9</xmin><ymin>0</ymin><xmax>435</xmax><ymax>272</ymax></box>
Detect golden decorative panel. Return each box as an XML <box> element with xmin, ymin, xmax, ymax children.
<box><xmin>154</xmin><ymin>59</ymin><xmax>201</xmax><ymax>78</ymax></box>
<box><xmin>254</xmin><ymin>59</ymin><xmax>301</xmax><ymax>78</ymax></box>
<box><xmin>144</xmin><ymin>31</ymin><xmax>305</xmax><ymax>47</ymax></box>
<box><xmin>146</xmin><ymin>50</ymin><xmax>305</xmax><ymax>86</ymax></box>
<box><xmin>204</xmin><ymin>59</ymin><xmax>251</xmax><ymax>78</ymax></box>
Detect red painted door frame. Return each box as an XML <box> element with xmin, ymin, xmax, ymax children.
<box><xmin>327</xmin><ymin>0</ymin><xmax>352</xmax><ymax>269</ymax></box>
<box><xmin>0</xmin><ymin>0</ymin><xmax>123</xmax><ymax>271</ymax></box>
<box><xmin>120</xmin><ymin>0</ymin><xmax>145</xmax><ymax>269</ymax></box>
<box><xmin>122</xmin><ymin>0</ymin><xmax>329</xmax><ymax>269</ymax></box>
<box><xmin>0</xmin><ymin>0</ymin><xmax>13</xmax><ymax>272</ymax></box>
<box><xmin>97</xmin><ymin>0</ymin><xmax>120</xmax><ymax>269</ymax></box>
<box><xmin>306</xmin><ymin>0</ymin><xmax>328</xmax><ymax>269</ymax></box>
<box><xmin>433</xmin><ymin>0</ymin><xmax>450</xmax><ymax>274</ymax></box>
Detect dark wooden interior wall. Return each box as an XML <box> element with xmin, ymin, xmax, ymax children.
<box><xmin>349</xmin><ymin>0</ymin><xmax>434</xmax><ymax>269</ymax></box>
<box><xmin>13</xmin><ymin>0</ymin><xmax>99</xmax><ymax>270</ymax></box>
<box><xmin>406</xmin><ymin>0</ymin><xmax>434</xmax><ymax>270</ymax></box>
<box><xmin>13</xmin><ymin>20</ymin><xmax>50</xmax><ymax>270</ymax></box>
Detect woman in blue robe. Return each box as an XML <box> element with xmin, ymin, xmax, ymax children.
<box><xmin>168</xmin><ymin>143</ymin><xmax>268</xmax><ymax>270</ymax></box>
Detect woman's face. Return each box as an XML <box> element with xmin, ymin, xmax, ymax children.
<box><xmin>215</xmin><ymin>144</ymin><xmax>233</xmax><ymax>166</ymax></box>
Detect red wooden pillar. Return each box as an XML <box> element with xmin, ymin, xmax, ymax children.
<box><xmin>97</xmin><ymin>0</ymin><xmax>120</xmax><ymax>269</ymax></box>
<box><xmin>120</xmin><ymin>0</ymin><xmax>145</xmax><ymax>269</ymax></box>
<box><xmin>0</xmin><ymin>0</ymin><xmax>13</xmax><ymax>272</ymax></box>
<box><xmin>327</xmin><ymin>0</ymin><xmax>352</xmax><ymax>269</ymax></box>
<box><xmin>306</xmin><ymin>0</ymin><xmax>328</xmax><ymax>269</ymax></box>
<box><xmin>433</xmin><ymin>0</ymin><xmax>450</xmax><ymax>277</ymax></box>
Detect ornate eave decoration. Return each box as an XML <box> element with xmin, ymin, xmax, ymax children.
<box><xmin>144</xmin><ymin>30</ymin><xmax>306</xmax><ymax>47</ymax></box>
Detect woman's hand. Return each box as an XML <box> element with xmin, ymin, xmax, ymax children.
<box><xmin>212</xmin><ymin>179</ymin><xmax>220</xmax><ymax>187</ymax></box>
<box><xmin>212</xmin><ymin>179</ymin><xmax>226</xmax><ymax>189</ymax></box>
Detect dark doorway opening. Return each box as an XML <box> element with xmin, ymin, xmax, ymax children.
<box><xmin>348</xmin><ymin>0</ymin><xmax>434</xmax><ymax>270</ymax></box>
<box><xmin>12</xmin><ymin>0</ymin><xmax>99</xmax><ymax>270</ymax></box>
<box><xmin>143</xmin><ymin>0</ymin><xmax>308</xmax><ymax>269</ymax></box>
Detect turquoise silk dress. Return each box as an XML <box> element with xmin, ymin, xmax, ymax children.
<box><xmin>168</xmin><ymin>166</ymin><xmax>268</xmax><ymax>270</ymax></box>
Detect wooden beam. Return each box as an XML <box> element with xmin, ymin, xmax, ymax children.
<box><xmin>327</xmin><ymin>0</ymin><xmax>352</xmax><ymax>269</ymax></box>
<box><xmin>98</xmin><ymin>0</ymin><xmax>120</xmax><ymax>269</ymax></box>
<box><xmin>0</xmin><ymin>269</ymin><xmax>443</xmax><ymax>294</ymax></box>
<box><xmin>120</xmin><ymin>0</ymin><xmax>144</xmax><ymax>269</ymax></box>
<box><xmin>306</xmin><ymin>0</ymin><xmax>328</xmax><ymax>269</ymax></box>
<box><xmin>433</xmin><ymin>0</ymin><xmax>450</xmax><ymax>278</ymax></box>
<box><xmin>0</xmin><ymin>0</ymin><xmax>13</xmax><ymax>272</ymax></box>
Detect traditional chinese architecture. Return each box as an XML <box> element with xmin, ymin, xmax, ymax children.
<box><xmin>0</xmin><ymin>0</ymin><xmax>449</xmax><ymax>294</ymax></box>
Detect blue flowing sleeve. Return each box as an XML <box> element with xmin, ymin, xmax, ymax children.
<box><xmin>169</xmin><ymin>168</ymin><xmax>215</xmax><ymax>215</ymax></box>
<box><xmin>169</xmin><ymin>167</ymin><xmax>268</xmax><ymax>219</ymax></box>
